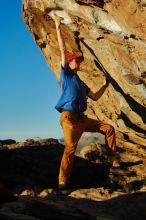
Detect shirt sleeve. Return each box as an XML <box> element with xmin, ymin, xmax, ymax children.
<box><xmin>62</xmin><ymin>63</ymin><xmax>69</xmax><ymax>74</ymax></box>
<box><xmin>60</xmin><ymin>65</ymin><xmax>67</xmax><ymax>83</ymax></box>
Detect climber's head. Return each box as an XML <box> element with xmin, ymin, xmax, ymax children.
<box><xmin>67</xmin><ymin>53</ymin><xmax>84</xmax><ymax>70</ymax></box>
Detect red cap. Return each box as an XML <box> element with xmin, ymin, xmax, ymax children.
<box><xmin>67</xmin><ymin>53</ymin><xmax>84</xmax><ymax>62</ymax></box>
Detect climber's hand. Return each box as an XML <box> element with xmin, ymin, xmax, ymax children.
<box><xmin>55</xmin><ymin>16</ymin><xmax>63</xmax><ymax>29</ymax></box>
<box><xmin>104</xmin><ymin>77</ymin><xmax>110</xmax><ymax>87</ymax></box>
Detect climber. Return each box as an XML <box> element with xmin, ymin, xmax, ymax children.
<box><xmin>54</xmin><ymin>16</ymin><xmax>120</xmax><ymax>190</ymax></box>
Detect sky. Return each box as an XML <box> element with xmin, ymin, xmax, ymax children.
<box><xmin>0</xmin><ymin>1</ymin><xmax>63</xmax><ymax>142</ymax></box>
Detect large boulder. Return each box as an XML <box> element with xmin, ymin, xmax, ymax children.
<box><xmin>22</xmin><ymin>0</ymin><xmax>146</xmax><ymax>146</ymax></box>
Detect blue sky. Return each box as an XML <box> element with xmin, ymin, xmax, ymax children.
<box><xmin>0</xmin><ymin>1</ymin><xmax>63</xmax><ymax>141</ymax></box>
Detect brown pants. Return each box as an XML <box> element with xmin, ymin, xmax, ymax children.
<box><xmin>59</xmin><ymin>111</ymin><xmax>116</xmax><ymax>185</ymax></box>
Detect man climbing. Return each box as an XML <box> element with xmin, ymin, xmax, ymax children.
<box><xmin>54</xmin><ymin>16</ymin><xmax>120</xmax><ymax>190</ymax></box>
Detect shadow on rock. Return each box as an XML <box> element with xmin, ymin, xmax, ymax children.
<box><xmin>0</xmin><ymin>143</ymin><xmax>110</xmax><ymax>190</ymax></box>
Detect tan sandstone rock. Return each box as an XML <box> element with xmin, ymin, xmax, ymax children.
<box><xmin>22</xmin><ymin>0</ymin><xmax>146</xmax><ymax>146</ymax></box>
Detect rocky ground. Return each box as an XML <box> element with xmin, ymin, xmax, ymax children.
<box><xmin>0</xmin><ymin>138</ymin><xmax>146</xmax><ymax>220</ymax></box>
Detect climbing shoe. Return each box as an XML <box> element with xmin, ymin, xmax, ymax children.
<box><xmin>112</xmin><ymin>159</ymin><xmax>120</xmax><ymax>167</ymax></box>
<box><xmin>108</xmin><ymin>155</ymin><xmax>120</xmax><ymax>168</ymax></box>
<box><xmin>58</xmin><ymin>182</ymin><xmax>66</xmax><ymax>189</ymax></box>
<box><xmin>53</xmin><ymin>182</ymin><xmax>73</xmax><ymax>196</ymax></box>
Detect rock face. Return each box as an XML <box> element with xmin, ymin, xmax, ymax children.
<box><xmin>22</xmin><ymin>0</ymin><xmax>146</xmax><ymax>146</ymax></box>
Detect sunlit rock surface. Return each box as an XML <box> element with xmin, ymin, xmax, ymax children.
<box><xmin>22</xmin><ymin>0</ymin><xmax>146</xmax><ymax>146</ymax></box>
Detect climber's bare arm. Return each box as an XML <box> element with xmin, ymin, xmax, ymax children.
<box><xmin>88</xmin><ymin>78</ymin><xmax>109</xmax><ymax>101</ymax></box>
<box><xmin>55</xmin><ymin>16</ymin><xmax>66</xmax><ymax>68</ymax></box>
